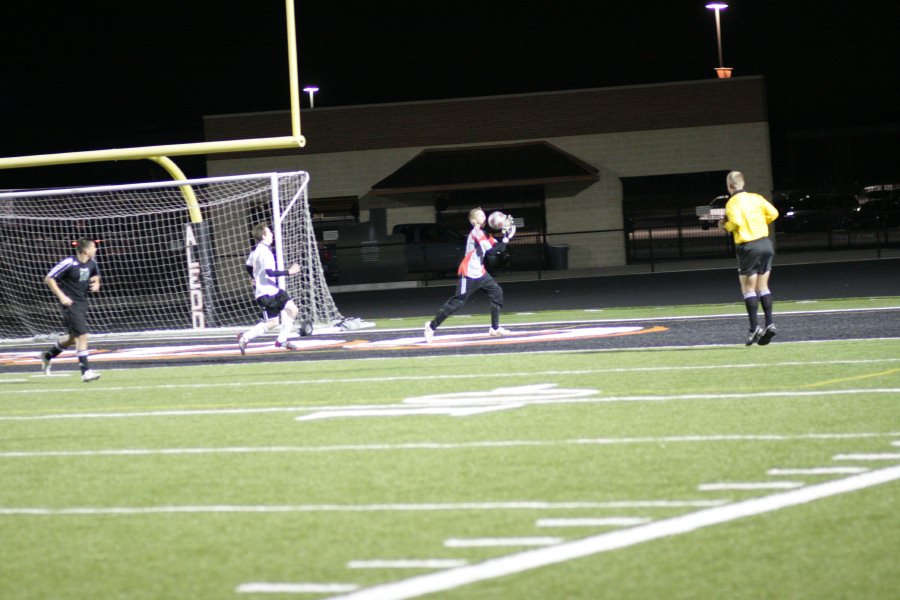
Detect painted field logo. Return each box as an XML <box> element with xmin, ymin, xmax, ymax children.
<box><xmin>295</xmin><ymin>384</ymin><xmax>598</xmax><ymax>421</ymax></box>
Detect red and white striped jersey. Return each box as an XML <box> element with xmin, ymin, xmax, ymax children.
<box><xmin>457</xmin><ymin>226</ymin><xmax>497</xmax><ymax>278</ymax></box>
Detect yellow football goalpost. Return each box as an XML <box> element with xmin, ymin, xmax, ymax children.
<box><xmin>0</xmin><ymin>0</ymin><xmax>305</xmax><ymax>224</ymax></box>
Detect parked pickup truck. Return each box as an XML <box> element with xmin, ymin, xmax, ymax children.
<box><xmin>392</xmin><ymin>223</ymin><xmax>465</xmax><ymax>275</ymax></box>
<box><xmin>392</xmin><ymin>222</ymin><xmax>523</xmax><ymax>276</ymax></box>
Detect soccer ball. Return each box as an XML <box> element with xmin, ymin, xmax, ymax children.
<box><xmin>487</xmin><ymin>211</ymin><xmax>507</xmax><ymax>230</ymax></box>
<box><xmin>298</xmin><ymin>320</ymin><xmax>314</xmax><ymax>337</ymax></box>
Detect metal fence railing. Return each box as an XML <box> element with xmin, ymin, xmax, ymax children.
<box><xmin>320</xmin><ymin>224</ymin><xmax>899</xmax><ymax>286</ymax></box>
<box><xmin>626</xmin><ymin>223</ymin><xmax>900</xmax><ymax>270</ymax></box>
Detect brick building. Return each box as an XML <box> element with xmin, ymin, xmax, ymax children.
<box><xmin>204</xmin><ymin>76</ymin><xmax>770</xmax><ymax>270</ymax></box>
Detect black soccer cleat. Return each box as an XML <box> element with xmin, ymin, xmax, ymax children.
<box><xmin>757</xmin><ymin>324</ymin><xmax>777</xmax><ymax>346</ymax></box>
<box><xmin>746</xmin><ymin>327</ymin><xmax>764</xmax><ymax>346</ymax></box>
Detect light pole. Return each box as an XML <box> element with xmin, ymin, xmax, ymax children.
<box><xmin>303</xmin><ymin>86</ymin><xmax>319</xmax><ymax>108</ymax></box>
<box><xmin>705</xmin><ymin>3</ymin><xmax>732</xmax><ymax>78</ymax></box>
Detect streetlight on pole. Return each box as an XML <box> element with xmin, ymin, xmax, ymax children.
<box><xmin>303</xmin><ymin>86</ymin><xmax>319</xmax><ymax>108</ymax></box>
<box><xmin>705</xmin><ymin>3</ymin><xmax>732</xmax><ymax>78</ymax></box>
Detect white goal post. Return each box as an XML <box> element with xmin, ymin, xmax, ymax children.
<box><xmin>0</xmin><ymin>171</ymin><xmax>343</xmax><ymax>342</ymax></box>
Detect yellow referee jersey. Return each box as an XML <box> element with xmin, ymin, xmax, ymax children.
<box><xmin>724</xmin><ymin>191</ymin><xmax>779</xmax><ymax>244</ymax></box>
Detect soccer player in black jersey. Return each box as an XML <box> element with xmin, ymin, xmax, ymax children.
<box><xmin>41</xmin><ymin>238</ymin><xmax>102</xmax><ymax>382</ymax></box>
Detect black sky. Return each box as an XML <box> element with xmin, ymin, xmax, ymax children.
<box><xmin>1</xmin><ymin>0</ymin><xmax>897</xmax><ymax>189</ymax></box>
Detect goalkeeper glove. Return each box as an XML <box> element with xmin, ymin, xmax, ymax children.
<box><xmin>503</xmin><ymin>224</ymin><xmax>516</xmax><ymax>241</ymax></box>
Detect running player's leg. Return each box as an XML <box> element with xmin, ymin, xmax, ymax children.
<box><xmin>65</xmin><ymin>305</ymin><xmax>100</xmax><ymax>381</ymax></box>
<box><xmin>277</xmin><ymin>299</ymin><xmax>299</xmax><ymax>346</ymax></box>
<box><xmin>756</xmin><ymin>270</ymin><xmax>773</xmax><ymax>327</ymax></box>
<box><xmin>41</xmin><ymin>332</ymin><xmax>74</xmax><ymax>374</ymax></box>
<box><xmin>480</xmin><ymin>275</ymin><xmax>506</xmax><ymax>332</ymax></box>
<box><xmin>430</xmin><ymin>277</ymin><xmax>477</xmax><ymax>331</ymax></box>
<box><xmin>239</xmin><ymin>295</ymin><xmax>281</xmax><ymax>353</ymax></box>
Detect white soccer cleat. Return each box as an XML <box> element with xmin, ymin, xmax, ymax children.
<box><xmin>41</xmin><ymin>354</ymin><xmax>52</xmax><ymax>376</ymax></box>
<box><xmin>275</xmin><ymin>340</ymin><xmax>300</xmax><ymax>351</ymax></box>
<box><xmin>489</xmin><ymin>326</ymin><xmax>511</xmax><ymax>337</ymax></box>
<box><xmin>81</xmin><ymin>369</ymin><xmax>101</xmax><ymax>382</ymax></box>
<box><xmin>423</xmin><ymin>321</ymin><xmax>435</xmax><ymax>343</ymax></box>
<box><xmin>237</xmin><ymin>334</ymin><xmax>248</xmax><ymax>356</ymax></box>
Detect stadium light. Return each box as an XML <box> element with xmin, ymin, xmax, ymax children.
<box><xmin>705</xmin><ymin>3</ymin><xmax>732</xmax><ymax>78</ymax></box>
<box><xmin>303</xmin><ymin>86</ymin><xmax>320</xmax><ymax>108</ymax></box>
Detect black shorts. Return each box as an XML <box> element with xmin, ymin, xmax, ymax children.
<box><xmin>61</xmin><ymin>302</ymin><xmax>90</xmax><ymax>337</ymax></box>
<box><xmin>736</xmin><ymin>237</ymin><xmax>775</xmax><ymax>276</ymax></box>
<box><xmin>256</xmin><ymin>289</ymin><xmax>292</xmax><ymax>321</ymax></box>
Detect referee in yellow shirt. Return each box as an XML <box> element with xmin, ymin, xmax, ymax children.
<box><xmin>718</xmin><ymin>171</ymin><xmax>780</xmax><ymax>345</ymax></box>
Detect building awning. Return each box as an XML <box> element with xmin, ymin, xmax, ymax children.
<box><xmin>369</xmin><ymin>141</ymin><xmax>598</xmax><ymax>196</ymax></box>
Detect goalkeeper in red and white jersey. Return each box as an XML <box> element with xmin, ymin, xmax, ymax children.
<box><xmin>423</xmin><ymin>207</ymin><xmax>515</xmax><ymax>342</ymax></box>
<box><xmin>238</xmin><ymin>223</ymin><xmax>302</xmax><ymax>353</ymax></box>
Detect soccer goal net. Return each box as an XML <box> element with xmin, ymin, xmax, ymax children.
<box><xmin>0</xmin><ymin>171</ymin><xmax>343</xmax><ymax>342</ymax></box>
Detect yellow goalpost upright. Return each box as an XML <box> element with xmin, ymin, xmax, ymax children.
<box><xmin>0</xmin><ymin>0</ymin><xmax>305</xmax><ymax>215</ymax></box>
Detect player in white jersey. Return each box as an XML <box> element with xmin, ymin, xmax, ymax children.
<box><xmin>238</xmin><ymin>223</ymin><xmax>302</xmax><ymax>354</ymax></box>
<box><xmin>424</xmin><ymin>207</ymin><xmax>516</xmax><ymax>342</ymax></box>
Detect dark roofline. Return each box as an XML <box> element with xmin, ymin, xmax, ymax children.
<box><xmin>369</xmin><ymin>141</ymin><xmax>599</xmax><ymax>196</ymax></box>
<box><xmin>205</xmin><ymin>76</ymin><xmax>767</xmax><ymax>158</ymax></box>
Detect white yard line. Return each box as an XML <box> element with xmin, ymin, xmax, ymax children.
<box><xmin>536</xmin><ymin>517</ymin><xmax>650</xmax><ymax>528</ymax></box>
<box><xmin>2</xmin><ymin>432</ymin><xmax>898</xmax><ymax>459</ymax></box>
<box><xmin>833</xmin><ymin>453</ymin><xmax>900</xmax><ymax>461</ymax></box>
<box><xmin>3</xmin><ymin>357</ymin><xmax>899</xmax><ymax>396</ymax></box>
<box><xmin>698</xmin><ymin>482</ymin><xmax>804</xmax><ymax>491</ymax></box>
<box><xmin>2</xmin><ymin>389</ymin><xmax>899</xmax><ymax>421</ymax></box>
<box><xmin>768</xmin><ymin>467</ymin><xmax>869</xmax><ymax>475</ymax></box>
<box><xmin>320</xmin><ymin>465</ymin><xmax>900</xmax><ymax>600</ymax></box>
<box><xmin>237</xmin><ymin>583</ymin><xmax>358</xmax><ymax>594</ymax></box>
<box><xmin>445</xmin><ymin>538</ymin><xmax>562</xmax><ymax>548</ymax></box>
<box><xmin>0</xmin><ymin>500</ymin><xmax>727</xmax><ymax>517</ymax></box>
<box><xmin>347</xmin><ymin>560</ymin><xmax>467</xmax><ymax>570</ymax></box>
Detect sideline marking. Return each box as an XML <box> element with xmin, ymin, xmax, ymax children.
<box><xmin>320</xmin><ymin>466</ymin><xmax>900</xmax><ymax>600</ymax></box>
<box><xmin>1</xmin><ymin>431</ymin><xmax>897</xmax><ymax>459</ymax></box>
<box><xmin>347</xmin><ymin>326</ymin><xmax>665</xmax><ymax>350</ymax></box>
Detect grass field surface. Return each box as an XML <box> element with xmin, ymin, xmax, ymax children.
<box><xmin>1</xmin><ymin>298</ymin><xmax>899</xmax><ymax>599</ymax></box>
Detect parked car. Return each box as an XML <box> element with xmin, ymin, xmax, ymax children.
<box><xmin>855</xmin><ymin>183</ymin><xmax>900</xmax><ymax>206</ymax></box>
<box><xmin>849</xmin><ymin>198</ymin><xmax>900</xmax><ymax>229</ymax></box>
<box><xmin>313</xmin><ymin>218</ymin><xmax>353</xmax><ymax>284</ymax></box>
<box><xmin>392</xmin><ymin>223</ymin><xmax>466</xmax><ymax>275</ymax></box>
<box><xmin>392</xmin><ymin>222</ymin><xmax>518</xmax><ymax>276</ymax></box>
<box><xmin>772</xmin><ymin>191</ymin><xmax>857</xmax><ymax>232</ymax></box>
<box><xmin>696</xmin><ymin>195</ymin><xmax>728</xmax><ymax>230</ymax></box>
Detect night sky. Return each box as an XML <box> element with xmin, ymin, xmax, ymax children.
<box><xmin>1</xmin><ymin>0</ymin><xmax>897</xmax><ymax>190</ymax></box>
